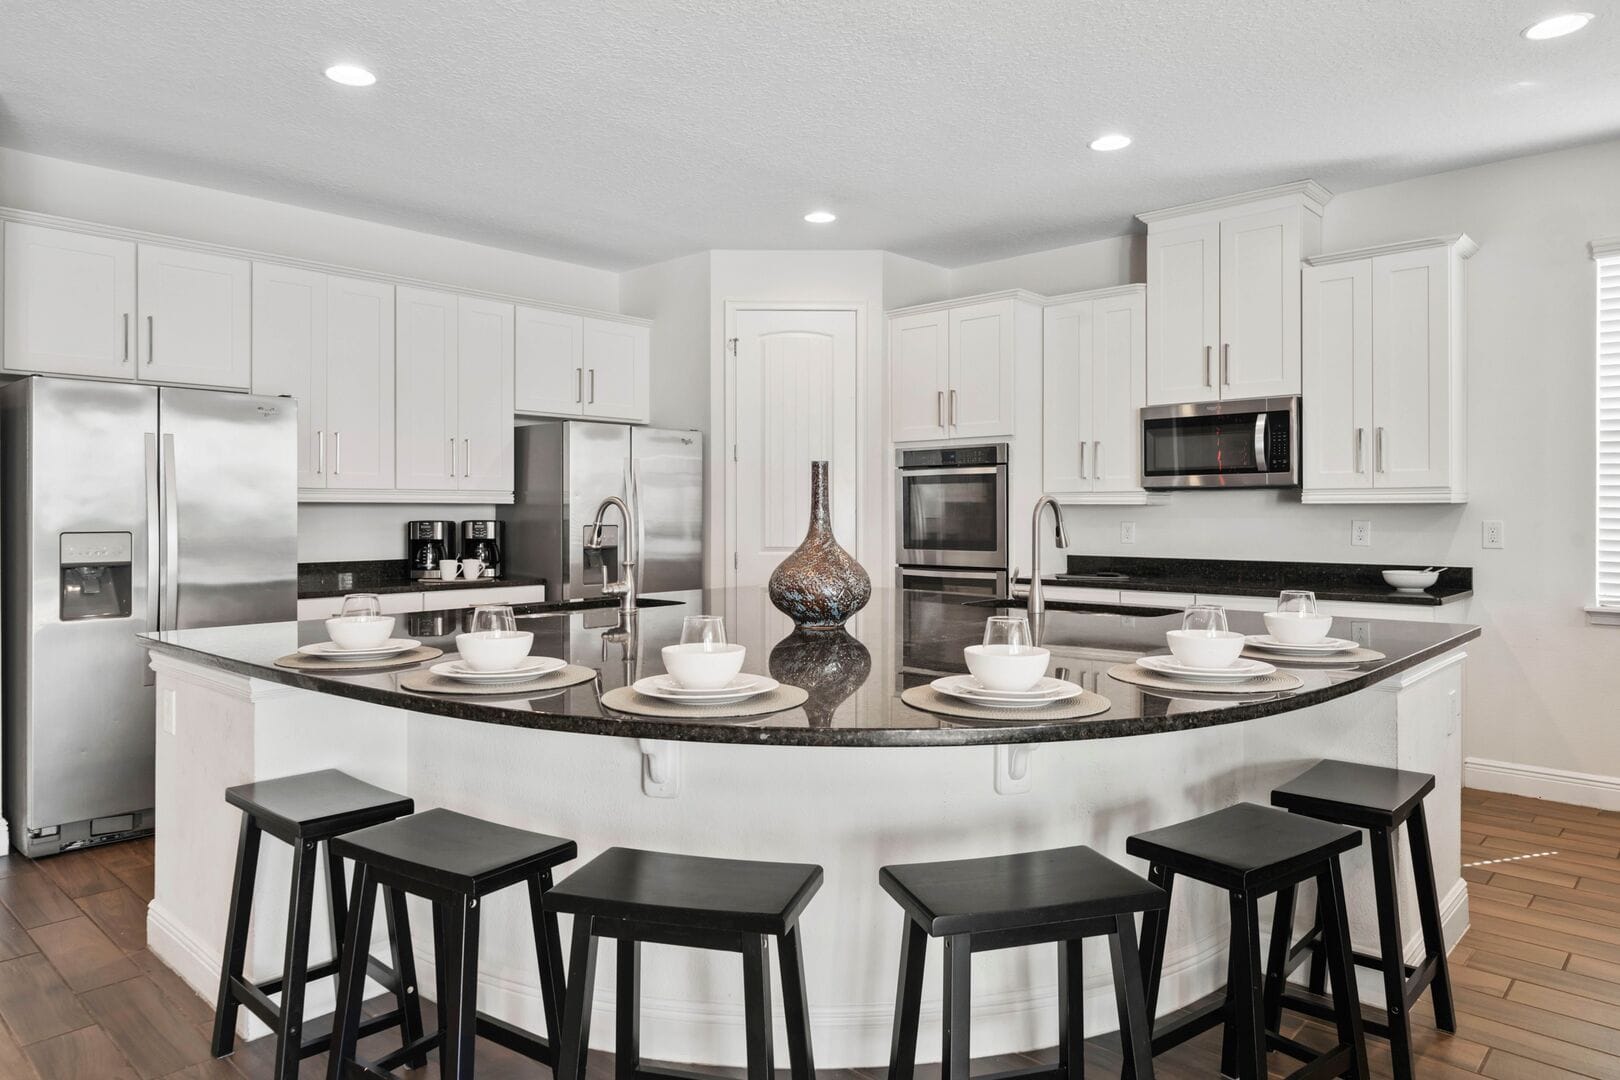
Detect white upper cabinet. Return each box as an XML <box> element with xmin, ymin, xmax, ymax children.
<box><xmin>136</xmin><ymin>243</ymin><xmax>251</xmax><ymax>388</ymax></box>
<box><xmin>1043</xmin><ymin>285</ymin><xmax>1159</xmax><ymax>503</ymax></box>
<box><xmin>323</xmin><ymin>275</ymin><xmax>396</xmax><ymax>492</ymax></box>
<box><xmin>888</xmin><ymin>310</ymin><xmax>950</xmax><ymax>442</ymax></box>
<box><xmin>395</xmin><ymin>286</ymin><xmax>461</xmax><ymax>492</ymax></box>
<box><xmin>581</xmin><ymin>316</ymin><xmax>649</xmax><ymax>421</ymax></box>
<box><xmin>1141</xmin><ymin>183</ymin><xmax>1328</xmax><ymax>406</ymax></box>
<box><xmin>457</xmin><ymin>296</ymin><xmax>515</xmax><ymax>491</ymax></box>
<box><xmin>251</xmin><ymin>263</ymin><xmax>328</xmax><ymax>489</ymax></box>
<box><xmin>4</xmin><ymin>223</ymin><xmax>137</xmax><ymax>379</ymax></box>
<box><xmin>1301</xmin><ymin>235</ymin><xmax>1474</xmax><ymax>504</ymax></box>
<box><xmin>889</xmin><ymin>293</ymin><xmax>1036</xmax><ymax>443</ymax></box>
<box><xmin>948</xmin><ymin>299</ymin><xmax>1016</xmax><ymax>439</ymax></box>
<box><xmin>515</xmin><ymin>306</ymin><xmax>585</xmax><ymax>415</ymax></box>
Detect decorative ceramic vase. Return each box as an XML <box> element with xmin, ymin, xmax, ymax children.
<box><xmin>767</xmin><ymin>460</ymin><xmax>871</xmax><ymax>630</ymax></box>
<box><xmin>769</xmin><ymin>628</ymin><xmax>871</xmax><ymax>727</ymax></box>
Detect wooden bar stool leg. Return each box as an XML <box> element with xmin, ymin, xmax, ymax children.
<box><xmin>431</xmin><ymin>901</ymin><xmax>449</xmax><ymax>1037</ymax></box>
<box><xmin>439</xmin><ymin>895</ymin><xmax>482</xmax><ymax>1080</ymax></box>
<box><xmin>1263</xmin><ymin>884</ymin><xmax>1297</xmax><ymax>1031</ymax></box>
<box><xmin>1218</xmin><ymin>933</ymin><xmax>1239</xmax><ymax>1078</ymax></box>
<box><xmin>616</xmin><ymin>937</ymin><xmax>642</xmax><ymax>1080</ymax></box>
<box><xmin>779</xmin><ymin>925</ymin><xmax>817</xmax><ymax>1080</ymax></box>
<box><xmin>557</xmin><ymin>916</ymin><xmax>600</xmax><ymax>1080</ymax></box>
<box><xmin>941</xmin><ymin>933</ymin><xmax>971</xmax><ymax>1080</ymax></box>
<box><xmin>211</xmin><ymin>815</ymin><xmax>261</xmax><ymax>1058</ymax></box>
<box><xmin>1228</xmin><ymin>892</ymin><xmax>1268</xmax><ymax>1080</ymax></box>
<box><xmin>274</xmin><ymin>839</ymin><xmax>320</xmax><ymax>1080</ymax></box>
<box><xmin>1056</xmin><ymin>938</ymin><xmax>1084</xmax><ymax>1080</ymax></box>
<box><xmin>382</xmin><ymin>886</ymin><xmax>427</xmax><ymax>1068</ymax></box>
<box><xmin>324</xmin><ymin>840</ymin><xmax>347</xmax><ymax>961</ymax></box>
<box><xmin>1320</xmin><ymin>859</ymin><xmax>1369</xmax><ymax>1080</ymax></box>
<box><xmin>741</xmin><ymin>934</ymin><xmax>776</xmax><ymax>1080</ymax></box>
<box><xmin>1307</xmin><ymin>883</ymin><xmax>1329</xmax><ymax>996</ymax></box>
<box><xmin>1407</xmin><ymin>803</ymin><xmax>1456</xmax><ymax>1032</ymax></box>
<box><xmin>327</xmin><ymin>863</ymin><xmax>377</xmax><ymax>1080</ymax></box>
<box><xmin>887</xmin><ymin>915</ymin><xmax>927</xmax><ymax>1080</ymax></box>
<box><xmin>528</xmin><ymin>870</ymin><xmax>567</xmax><ymax>1049</ymax></box>
<box><xmin>1138</xmin><ymin>864</ymin><xmax>1175</xmax><ymax>1020</ymax></box>
<box><xmin>1369</xmin><ymin>826</ymin><xmax>1414</xmax><ymax>1080</ymax></box>
<box><xmin>1108</xmin><ymin>914</ymin><xmax>1155</xmax><ymax>1080</ymax></box>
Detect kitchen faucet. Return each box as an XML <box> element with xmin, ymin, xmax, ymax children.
<box><xmin>1027</xmin><ymin>494</ymin><xmax>1070</xmax><ymax>622</ymax></box>
<box><xmin>585</xmin><ymin>495</ymin><xmax>637</xmax><ymax>618</ymax></box>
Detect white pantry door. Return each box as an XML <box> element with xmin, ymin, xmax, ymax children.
<box><xmin>731</xmin><ymin>309</ymin><xmax>859</xmax><ymax>588</ymax></box>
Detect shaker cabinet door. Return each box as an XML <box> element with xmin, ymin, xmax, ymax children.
<box><xmin>1146</xmin><ymin>222</ymin><xmax>1220</xmax><ymax>405</ymax></box>
<box><xmin>1218</xmin><ymin>207</ymin><xmax>1302</xmax><ymax>399</ymax></box>
<box><xmin>947</xmin><ymin>298</ymin><xmax>1015</xmax><ymax>438</ymax></box>
<box><xmin>136</xmin><ymin>243</ymin><xmax>251</xmax><ymax>388</ymax></box>
<box><xmin>457</xmin><ymin>296</ymin><xmax>515</xmax><ymax>491</ymax></box>
<box><xmin>1041</xmin><ymin>299</ymin><xmax>1094</xmax><ymax>493</ymax></box>
<box><xmin>1301</xmin><ymin>260</ymin><xmax>1373</xmax><ymax>492</ymax></box>
<box><xmin>394</xmin><ymin>286</ymin><xmax>460</xmax><ymax>492</ymax></box>
<box><xmin>1371</xmin><ymin>246</ymin><xmax>1451</xmax><ymax>491</ymax></box>
<box><xmin>514</xmin><ymin>306</ymin><xmax>584</xmax><ymax>416</ymax></box>
<box><xmin>251</xmin><ymin>263</ymin><xmax>329</xmax><ymax>489</ymax></box>
<box><xmin>1091</xmin><ymin>289</ymin><xmax>1147</xmax><ymax>493</ymax></box>
<box><xmin>581</xmin><ymin>317</ymin><xmax>649</xmax><ymax>422</ymax></box>
<box><xmin>324</xmin><ymin>276</ymin><xmax>395</xmax><ymax>491</ymax></box>
<box><xmin>889</xmin><ymin>310</ymin><xmax>949</xmax><ymax>442</ymax></box>
<box><xmin>3</xmin><ymin>223</ymin><xmax>136</xmax><ymax>379</ymax></box>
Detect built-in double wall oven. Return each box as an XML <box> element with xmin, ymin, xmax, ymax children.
<box><xmin>895</xmin><ymin>443</ymin><xmax>1009</xmax><ymax>596</ymax></box>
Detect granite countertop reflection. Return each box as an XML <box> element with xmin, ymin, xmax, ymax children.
<box><xmin>138</xmin><ymin>588</ymin><xmax>1480</xmax><ymax>748</ymax></box>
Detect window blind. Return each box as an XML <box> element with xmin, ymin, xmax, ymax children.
<box><xmin>1598</xmin><ymin>250</ymin><xmax>1620</xmax><ymax>606</ymax></box>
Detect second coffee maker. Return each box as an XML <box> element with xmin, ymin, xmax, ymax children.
<box><xmin>459</xmin><ymin>519</ymin><xmax>503</xmax><ymax>579</ymax></box>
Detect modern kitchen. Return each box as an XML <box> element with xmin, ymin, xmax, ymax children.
<box><xmin>0</xmin><ymin>3</ymin><xmax>1617</xmax><ymax>1079</ymax></box>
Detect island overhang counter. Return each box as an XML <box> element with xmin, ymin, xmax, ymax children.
<box><xmin>139</xmin><ymin>587</ymin><xmax>1478</xmax><ymax>1068</ymax></box>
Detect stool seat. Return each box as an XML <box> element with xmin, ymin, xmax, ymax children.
<box><xmin>1272</xmin><ymin>760</ymin><xmax>1436</xmax><ymax>828</ymax></box>
<box><xmin>546</xmin><ymin>846</ymin><xmax>822</xmax><ymax>935</ymax></box>
<box><xmin>881</xmin><ymin>844</ymin><xmax>1166</xmax><ymax>936</ymax></box>
<box><xmin>330</xmin><ymin>807</ymin><xmax>575</xmax><ymax>899</ymax></box>
<box><xmin>224</xmin><ymin>768</ymin><xmax>413</xmax><ymax>842</ymax></box>
<box><xmin>1127</xmin><ymin>802</ymin><xmax>1361</xmax><ymax>891</ymax></box>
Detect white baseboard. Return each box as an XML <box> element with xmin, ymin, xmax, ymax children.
<box><xmin>1464</xmin><ymin>757</ymin><xmax>1620</xmax><ymax>811</ymax></box>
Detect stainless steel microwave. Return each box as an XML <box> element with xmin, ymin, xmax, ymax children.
<box><xmin>1140</xmin><ymin>396</ymin><xmax>1300</xmax><ymax>489</ymax></box>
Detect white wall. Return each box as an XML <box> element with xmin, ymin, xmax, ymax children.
<box><xmin>949</xmin><ymin>233</ymin><xmax>1142</xmax><ymax>298</ymax></box>
<box><xmin>949</xmin><ymin>136</ymin><xmax>1620</xmax><ymax>787</ymax></box>
<box><xmin>620</xmin><ymin>250</ymin><xmax>711</xmax><ymax>432</ymax></box>
<box><xmin>297</xmin><ymin>504</ymin><xmax>496</xmax><ymax>563</ymax></box>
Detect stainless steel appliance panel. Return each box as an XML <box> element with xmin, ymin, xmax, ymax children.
<box><xmin>896</xmin><ymin>566</ymin><xmax>1008</xmax><ymax>597</ymax></box>
<box><xmin>1140</xmin><ymin>395</ymin><xmax>1300</xmax><ymax>489</ymax></box>
<box><xmin>566</xmin><ymin>422</ymin><xmax>631</xmax><ymax>600</ymax></box>
<box><xmin>895</xmin><ymin>444</ymin><xmax>1009</xmax><ymax>570</ymax></box>
<box><xmin>631</xmin><ymin>427</ymin><xmax>704</xmax><ymax>593</ymax></box>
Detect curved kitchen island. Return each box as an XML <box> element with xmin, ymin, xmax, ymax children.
<box><xmin>139</xmin><ymin>588</ymin><xmax>1478</xmax><ymax>1069</ymax></box>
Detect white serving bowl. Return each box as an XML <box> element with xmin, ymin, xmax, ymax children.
<box><xmin>662</xmin><ymin>643</ymin><xmax>747</xmax><ymax>690</ymax></box>
<box><xmin>456</xmin><ymin>630</ymin><xmax>534</xmax><ymax>671</ymax></box>
<box><xmin>1382</xmin><ymin>569</ymin><xmax>1440</xmax><ymax>591</ymax></box>
<box><xmin>325</xmin><ymin>615</ymin><xmax>395</xmax><ymax>651</ymax></box>
<box><xmin>1263</xmin><ymin>610</ymin><xmax>1334</xmax><ymax>645</ymax></box>
<box><xmin>1166</xmin><ymin>629</ymin><xmax>1245</xmax><ymax>669</ymax></box>
<box><xmin>964</xmin><ymin>643</ymin><xmax>1051</xmax><ymax>692</ymax></box>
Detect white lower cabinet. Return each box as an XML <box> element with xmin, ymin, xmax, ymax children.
<box><xmin>1302</xmin><ymin>235</ymin><xmax>1475</xmax><ymax>504</ymax></box>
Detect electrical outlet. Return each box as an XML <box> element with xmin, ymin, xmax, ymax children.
<box><xmin>1351</xmin><ymin>520</ymin><xmax>1372</xmax><ymax>547</ymax></box>
<box><xmin>1120</xmin><ymin>521</ymin><xmax>1137</xmax><ymax>544</ymax></box>
<box><xmin>1482</xmin><ymin>519</ymin><xmax>1505</xmax><ymax>549</ymax></box>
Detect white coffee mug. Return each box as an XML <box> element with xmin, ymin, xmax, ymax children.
<box><xmin>461</xmin><ymin>558</ymin><xmax>485</xmax><ymax>580</ymax></box>
<box><xmin>438</xmin><ymin>560</ymin><xmax>459</xmax><ymax>580</ymax></box>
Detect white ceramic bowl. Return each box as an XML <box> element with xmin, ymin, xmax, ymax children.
<box><xmin>456</xmin><ymin>630</ymin><xmax>534</xmax><ymax>671</ymax></box>
<box><xmin>964</xmin><ymin>643</ymin><xmax>1051</xmax><ymax>692</ymax></box>
<box><xmin>1165</xmin><ymin>629</ymin><xmax>1245</xmax><ymax>669</ymax></box>
<box><xmin>1382</xmin><ymin>569</ymin><xmax>1440</xmax><ymax>591</ymax></box>
<box><xmin>325</xmin><ymin>615</ymin><xmax>395</xmax><ymax>651</ymax></box>
<box><xmin>1263</xmin><ymin>610</ymin><xmax>1334</xmax><ymax>645</ymax></box>
<box><xmin>662</xmin><ymin>643</ymin><xmax>747</xmax><ymax>690</ymax></box>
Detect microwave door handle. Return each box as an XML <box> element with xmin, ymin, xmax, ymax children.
<box><xmin>162</xmin><ymin>433</ymin><xmax>179</xmax><ymax>630</ymax></box>
<box><xmin>1254</xmin><ymin>414</ymin><xmax>1267</xmax><ymax>473</ymax></box>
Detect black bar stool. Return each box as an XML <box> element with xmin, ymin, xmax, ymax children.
<box><xmin>1128</xmin><ymin>802</ymin><xmax>1368</xmax><ymax>1080</ymax></box>
<box><xmin>1267</xmin><ymin>760</ymin><xmax>1457</xmax><ymax>1080</ymax></box>
<box><xmin>327</xmin><ymin>808</ymin><xmax>577</xmax><ymax>1079</ymax></box>
<box><xmin>880</xmin><ymin>844</ymin><xmax>1166</xmax><ymax>1080</ymax></box>
<box><xmin>211</xmin><ymin>769</ymin><xmax>425</xmax><ymax>1080</ymax></box>
<box><xmin>547</xmin><ymin>847</ymin><xmax>825</xmax><ymax>1080</ymax></box>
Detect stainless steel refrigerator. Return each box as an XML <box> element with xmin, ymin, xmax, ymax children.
<box><xmin>1</xmin><ymin>376</ymin><xmax>297</xmax><ymax>856</ymax></box>
<box><xmin>500</xmin><ymin>421</ymin><xmax>703</xmax><ymax>600</ymax></box>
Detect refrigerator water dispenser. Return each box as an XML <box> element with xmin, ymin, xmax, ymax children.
<box><xmin>60</xmin><ymin>532</ymin><xmax>133</xmax><ymax>621</ymax></box>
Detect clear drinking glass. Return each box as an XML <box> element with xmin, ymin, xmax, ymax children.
<box><xmin>983</xmin><ymin>614</ymin><xmax>1033</xmax><ymax>653</ymax></box>
<box><xmin>1181</xmin><ymin>604</ymin><xmax>1229</xmax><ymax>635</ymax></box>
<box><xmin>470</xmin><ymin>604</ymin><xmax>516</xmax><ymax>635</ymax></box>
<box><xmin>338</xmin><ymin>593</ymin><xmax>381</xmax><ymax>620</ymax></box>
<box><xmin>1277</xmin><ymin>590</ymin><xmax>1318</xmax><ymax>615</ymax></box>
<box><xmin>681</xmin><ymin>615</ymin><xmax>727</xmax><ymax>650</ymax></box>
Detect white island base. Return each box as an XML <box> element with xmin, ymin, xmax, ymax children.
<box><xmin>146</xmin><ymin>649</ymin><xmax>1467</xmax><ymax>1070</ymax></box>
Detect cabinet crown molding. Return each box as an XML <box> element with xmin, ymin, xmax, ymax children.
<box><xmin>1136</xmin><ymin>180</ymin><xmax>1333</xmax><ymax>226</ymax></box>
<box><xmin>885</xmin><ymin>288</ymin><xmax>1047</xmax><ymax>317</ymax></box>
<box><xmin>1305</xmin><ymin>233</ymin><xmax>1478</xmax><ymax>267</ymax></box>
<box><xmin>1042</xmin><ymin>283</ymin><xmax>1146</xmax><ymax>306</ymax></box>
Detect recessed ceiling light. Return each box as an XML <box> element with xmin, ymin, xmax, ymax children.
<box><xmin>1089</xmin><ymin>134</ymin><xmax>1132</xmax><ymax>152</ymax></box>
<box><xmin>1522</xmin><ymin>12</ymin><xmax>1594</xmax><ymax>39</ymax></box>
<box><xmin>803</xmin><ymin>211</ymin><xmax>836</xmax><ymax>224</ymax></box>
<box><xmin>324</xmin><ymin>63</ymin><xmax>377</xmax><ymax>87</ymax></box>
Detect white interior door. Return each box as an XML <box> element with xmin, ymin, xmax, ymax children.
<box><xmin>731</xmin><ymin>309</ymin><xmax>858</xmax><ymax>587</ymax></box>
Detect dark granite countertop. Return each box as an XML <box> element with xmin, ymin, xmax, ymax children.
<box><xmin>298</xmin><ymin>560</ymin><xmax>545</xmax><ymax>599</ymax></box>
<box><xmin>1015</xmin><ymin>556</ymin><xmax>1472</xmax><ymax>607</ymax></box>
<box><xmin>139</xmin><ymin>587</ymin><xmax>1479</xmax><ymax>748</ymax></box>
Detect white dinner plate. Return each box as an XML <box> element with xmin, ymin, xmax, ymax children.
<box><xmin>931</xmin><ymin>675</ymin><xmax>1082</xmax><ymax>708</ymax></box>
<box><xmin>1242</xmin><ymin>635</ymin><xmax>1359</xmax><ymax>655</ymax></box>
<box><xmin>648</xmin><ymin>674</ymin><xmax>768</xmax><ymax>697</ymax></box>
<box><xmin>298</xmin><ymin>638</ymin><xmax>421</xmax><ymax>661</ymax></box>
<box><xmin>632</xmin><ymin>674</ymin><xmax>779</xmax><ymax>705</ymax></box>
<box><xmin>431</xmin><ymin>656</ymin><xmax>567</xmax><ymax>682</ymax></box>
<box><xmin>1137</xmin><ymin>655</ymin><xmax>1277</xmax><ymax>682</ymax></box>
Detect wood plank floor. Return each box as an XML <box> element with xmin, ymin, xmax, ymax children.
<box><xmin>1</xmin><ymin>789</ymin><xmax>1618</xmax><ymax>1077</ymax></box>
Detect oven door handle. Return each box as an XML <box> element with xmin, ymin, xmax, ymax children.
<box><xmin>897</xmin><ymin>465</ymin><xmax>1005</xmax><ymax>478</ymax></box>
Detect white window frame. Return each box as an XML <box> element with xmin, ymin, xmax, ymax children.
<box><xmin>1590</xmin><ymin>237</ymin><xmax>1620</xmax><ymax>625</ymax></box>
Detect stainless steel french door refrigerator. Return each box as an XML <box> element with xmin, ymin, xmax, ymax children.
<box><xmin>1</xmin><ymin>376</ymin><xmax>297</xmax><ymax>856</ymax></box>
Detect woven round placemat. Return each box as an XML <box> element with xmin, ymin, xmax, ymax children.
<box><xmin>274</xmin><ymin>646</ymin><xmax>443</xmax><ymax>673</ymax></box>
<box><xmin>900</xmin><ymin>685</ymin><xmax>1111</xmax><ymax>722</ymax></box>
<box><xmin>1241</xmin><ymin>646</ymin><xmax>1385</xmax><ymax>666</ymax></box>
<box><xmin>398</xmin><ymin>664</ymin><xmax>598</xmax><ymax>697</ymax></box>
<box><xmin>1106</xmin><ymin>663</ymin><xmax>1303</xmax><ymax>695</ymax></box>
<box><xmin>600</xmin><ymin>684</ymin><xmax>809</xmax><ymax>719</ymax></box>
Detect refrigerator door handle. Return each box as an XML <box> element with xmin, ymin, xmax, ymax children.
<box><xmin>144</xmin><ymin>433</ymin><xmax>161</xmax><ymax>685</ymax></box>
<box><xmin>161</xmin><ymin>433</ymin><xmax>180</xmax><ymax>630</ymax></box>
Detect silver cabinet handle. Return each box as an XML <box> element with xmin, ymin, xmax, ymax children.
<box><xmin>1354</xmin><ymin>428</ymin><xmax>1364</xmax><ymax>474</ymax></box>
<box><xmin>936</xmin><ymin>390</ymin><xmax>944</xmax><ymax>427</ymax></box>
<box><xmin>588</xmin><ymin>368</ymin><xmax>596</xmax><ymax>404</ymax></box>
<box><xmin>1078</xmin><ymin>441</ymin><xmax>1085</xmax><ymax>478</ymax></box>
<box><xmin>449</xmin><ymin>437</ymin><xmax>456</xmax><ymax>477</ymax></box>
<box><xmin>1093</xmin><ymin>440</ymin><xmax>1102</xmax><ymax>480</ymax></box>
<box><xmin>1204</xmin><ymin>345</ymin><xmax>1213</xmax><ymax>387</ymax></box>
<box><xmin>949</xmin><ymin>389</ymin><xmax>958</xmax><ymax>427</ymax></box>
<box><xmin>123</xmin><ymin>313</ymin><xmax>130</xmax><ymax>364</ymax></box>
<box><xmin>576</xmin><ymin>367</ymin><xmax>583</xmax><ymax>403</ymax></box>
<box><xmin>315</xmin><ymin>430</ymin><xmax>324</xmax><ymax>474</ymax></box>
<box><xmin>464</xmin><ymin>437</ymin><xmax>470</xmax><ymax>478</ymax></box>
<box><xmin>1375</xmin><ymin>427</ymin><xmax>1386</xmax><ymax>474</ymax></box>
<box><xmin>333</xmin><ymin>431</ymin><xmax>341</xmax><ymax>476</ymax></box>
<box><xmin>147</xmin><ymin>315</ymin><xmax>155</xmax><ymax>365</ymax></box>
<box><xmin>1221</xmin><ymin>343</ymin><xmax>1231</xmax><ymax>387</ymax></box>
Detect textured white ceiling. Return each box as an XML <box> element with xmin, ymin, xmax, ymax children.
<box><xmin>3</xmin><ymin>0</ymin><xmax>1618</xmax><ymax>270</ymax></box>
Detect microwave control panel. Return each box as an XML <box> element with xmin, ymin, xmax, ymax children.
<box><xmin>1264</xmin><ymin>411</ymin><xmax>1293</xmax><ymax>472</ymax></box>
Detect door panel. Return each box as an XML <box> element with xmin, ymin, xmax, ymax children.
<box><xmin>394</xmin><ymin>286</ymin><xmax>459</xmax><ymax>491</ymax></box>
<box><xmin>1146</xmin><ymin>222</ymin><xmax>1219</xmax><ymax>404</ymax></box>
<box><xmin>458</xmin><ymin>296</ymin><xmax>515</xmax><ymax>491</ymax></box>
<box><xmin>1093</xmin><ymin>290</ymin><xmax>1146</xmax><ymax>493</ymax></box>
<box><xmin>136</xmin><ymin>243</ymin><xmax>251</xmax><ymax>388</ymax></box>
<box><xmin>1041</xmin><ymin>300</ymin><xmax>1094</xmax><ymax>493</ymax></box>
<box><xmin>251</xmin><ymin>263</ymin><xmax>328</xmax><ymax>489</ymax></box>
<box><xmin>515</xmin><ymin>306</ymin><xmax>584</xmax><ymax>416</ymax></box>
<box><xmin>1372</xmin><ymin>247</ymin><xmax>1449</xmax><ymax>489</ymax></box>
<box><xmin>889</xmin><ymin>310</ymin><xmax>949</xmax><ymax>442</ymax></box>
<box><xmin>1219</xmin><ymin>207</ymin><xmax>1300</xmax><ymax>398</ymax></box>
<box><xmin>3</xmin><ymin>223</ymin><xmax>136</xmax><ymax>379</ymax></box>
<box><xmin>948</xmin><ymin>299</ymin><xmax>1014</xmax><ymax>438</ymax></box>
<box><xmin>1302</xmin><ymin>260</ymin><xmax>1373</xmax><ymax>491</ymax></box>
<box><xmin>325</xmin><ymin>276</ymin><xmax>395</xmax><ymax>490</ymax></box>
<box><xmin>582</xmin><ymin>318</ymin><xmax>648</xmax><ymax>421</ymax></box>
